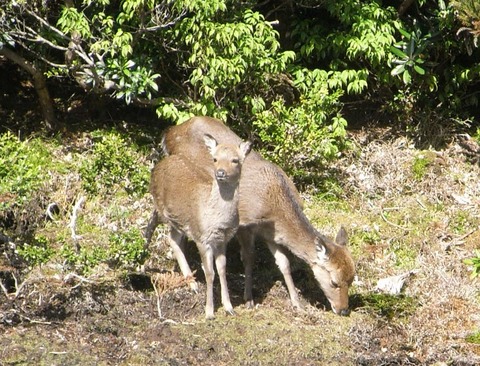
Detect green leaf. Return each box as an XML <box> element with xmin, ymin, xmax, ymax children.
<box><xmin>402</xmin><ymin>69</ymin><xmax>411</xmax><ymax>84</ymax></box>
<box><xmin>390</xmin><ymin>46</ymin><xmax>407</xmax><ymax>59</ymax></box>
<box><xmin>391</xmin><ymin>64</ymin><xmax>405</xmax><ymax>76</ymax></box>
<box><xmin>413</xmin><ymin>64</ymin><xmax>425</xmax><ymax>75</ymax></box>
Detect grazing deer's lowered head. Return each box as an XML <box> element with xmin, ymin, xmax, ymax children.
<box><xmin>311</xmin><ymin>228</ymin><xmax>355</xmax><ymax>316</ymax></box>
<box><xmin>149</xmin><ymin>133</ymin><xmax>252</xmax><ymax>319</ymax></box>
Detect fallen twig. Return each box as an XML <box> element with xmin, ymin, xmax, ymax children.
<box><xmin>380</xmin><ymin>210</ymin><xmax>413</xmax><ymax>231</ymax></box>
<box><xmin>63</xmin><ymin>272</ymin><xmax>94</xmax><ymax>289</ymax></box>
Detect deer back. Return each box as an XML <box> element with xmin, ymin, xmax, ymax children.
<box><xmin>162</xmin><ymin>116</ymin><xmax>303</xmax><ymax>224</ymax></box>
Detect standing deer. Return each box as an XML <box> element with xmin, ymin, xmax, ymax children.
<box><xmin>146</xmin><ymin>116</ymin><xmax>355</xmax><ymax>316</ymax></box>
<box><xmin>149</xmin><ymin>133</ymin><xmax>252</xmax><ymax>319</ymax></box>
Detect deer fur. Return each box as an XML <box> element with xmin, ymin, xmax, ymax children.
<box><xmin>149</xmin><ymin>133</ymin><xmax>252</xmax><ymax>319</ymax></box>
<box><xmin>146</xmin><ymin>116</ymin><xmax>355</xmax><ymax>316</ymax></box>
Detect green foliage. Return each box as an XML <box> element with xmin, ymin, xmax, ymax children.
<box><xmin>357</xmin><ymin>293</ymin><xmax>419</xmax><ymax>319</ymax></box>
<box><xmin>55</xmin><ymin>0</ymin><xmax>160</xmax><ymax>102</ymax></box>
<box><xmin>464</xmin><ymin>251</ymin><xmax>480</xmax><ymax>279</ymax></box>
<box><xmin>390</xmin><ymin>28</ymin><xmax>430</xmax><ymax>85</ymax></box>
<box><xmin>2</xmin><ymin>0</ymin><xmax>480</xmax><ymax>177</ymax></box>
<box><xmin>466</xmin><ymin>329</ymin><xmax>480</xmax><ymax>344</ymax></box>
<box><xmin>387</xmin><ymin>2</ymin><xmax>480</xmax><ymax>138</ymax></box>
<box><xmin>411</xmin><ymin>152</ymin><xmax>434</xmax><ymax>181</ymax></box>
<box><xmin>0</xmin><ymin>132</ymin><xmax>51</xmax><ymax>209</ymax></box>
<box><xmin>17</xmin><ymin>236</ymin><xmax>54</xmax><ymax>267</ymax></box>
<box><xmin>80</xmin><ymin>130</ymin><xmax>149</xmax><ymax>197</ymax></box>
<box><xmin>292</xmin><ymin>1</ymin><xmax>399</xmax><ymax>67</ymax></box>
<box><xmin>59</xmin><ymin>228</ymin><xmax>148</xmax><ymax>273</ymax></box>
<box><xmin>159</xmin><ymin>6</ymin><xmax>295</xmax><ymax>121</ymax></box>
<box><xmin>61</xmin><ymin>244</ymin><xmax>109</xmax><ymax>274</ymax></box>
<box><xmin>108</xmin><ymin>228</ymin><xmax>148</xmax><ymax>267</ymax></box>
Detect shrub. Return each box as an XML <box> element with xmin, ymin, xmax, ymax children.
<box><xmin>79</xmin><ymin>130</ymin><xmax>149</xmax><ymax>197</ymax></box>
<box><xmin>108</xmin><ymin>228</ymin><xmax>148</xmax><ymax>268</ymax></box>
<box><xmin>252</xmin><ymin>68</ymin><xmax>352</xmax><ymax>183</ymax></box>
<box><xmin>17</xmin><ymin>235</ymin><xmax>54</xmax><ymax>267</ymax></box>
<box><xmin>0</xmin><ymin>132</ymin><xmax>52</xmax><ymax>209</ymax></box>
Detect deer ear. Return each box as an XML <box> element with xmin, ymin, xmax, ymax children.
<box><xmin>203</xmin><ymin>134</ymin><xmax>218</xmax><ymax>155</ymax></box>
<box><xmin>335</xmin><ymin>226</ymin><xmax>348</xmax><ymax>247</ymax></box>
<box><xmin>239</xmin><ymin>141</ymin><xmax>252</xmax><ymax>158</ymax></box>
<box><xmin>315</xmin><ymin>237</ymin><xmax>329</xmax><ymax>262</ymax></box>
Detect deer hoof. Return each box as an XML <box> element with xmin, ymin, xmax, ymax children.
<box><xmin>245</xmin><ymin>300</ymin><xmax>255</xmax><ymax>309</ymax></box>
<box><xmin>189</xmin><ymin>281</ymin><xmax>199</xmax><ymax>293</ymax></box>
<box><xmin>225</xmin><ymin>308</ymin><xmax>236</xmax><ymax>316</ymax></box>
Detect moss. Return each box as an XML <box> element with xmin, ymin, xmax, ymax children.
<box><xmin>466</xmin><ymin>330</ymin><xmax>480</xmax><ymax>344</ymax></box>
<box><xmin>353</xmin><ymin>293</ymin><xmax>419</xmax><ymax>320</ymax></box>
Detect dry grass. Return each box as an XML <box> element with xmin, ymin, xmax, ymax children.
<box><xmin>2</xmin><ymin>128</ymin><xmax>480</xmax><ymax>365</ymax></box>
<box><xmin>322</xmin><ymin>130</ymin><xmax>480</xmax><ymax>363</ymax></box>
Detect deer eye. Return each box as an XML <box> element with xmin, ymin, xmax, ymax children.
<box><xmin>331</xmin><ymin>280</ymin><xmax>339</xmax><ymax>288</ymax></box>
<box><xmin>232</xmin><ymin>158</ymin><xmax>239</xmax><ymax>164</ymax></box>
<box><xmin>213</xmin><ymin>158</ymin><xmax>218</xmax><ymax>163</ymax></box>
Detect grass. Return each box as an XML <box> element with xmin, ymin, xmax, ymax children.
<box><xmin>353</xmin><ymin>293</ymin><xmax>419</xmax><ymax>319</ymax></box>
<box><xmin>173</xmin><ymin>307</ymin><xmax>356</xmax><ymax>364</ymax></box>
<box><xmin>2</xmin><ymin>127</ymin><xmax>480</xmax><ymax>364</ymax></box>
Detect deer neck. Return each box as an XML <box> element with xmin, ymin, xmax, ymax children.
<box><xmin>204</xmin><ymin>179</ymin><xmax>240</xmax><ymax>224</ymax></box>
<box><xmin>273</xmin><ymin>208</ymin><xmax>319</xmax><ymax>265</ymax></box>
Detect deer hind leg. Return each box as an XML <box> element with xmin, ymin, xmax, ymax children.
<box><xmin>168</xmin><ymin>227</ymin><xmax>198</xmax><ymax>292</ymax></box>
<box><xmin>237</xmin><ymin>228</ymin><xmax>255</xmax><ymax>309</ymax></box>
<box><xmin>198</xmin><ymin>243</ymin><xmax>216</xmax><ymax>319</ymax></box>
<box><xmin>144</xmin><ymin>209</ymin><xmax>159</xmax><ymax>248</ymax></box>
<box><xmin>213</xmin><ymin>242</ymin><xmax>235</xmax><ymax>316</ymax></box>
<box><xmin>267</xmin><ymin>241</ymin><xmax>302</xmax><ymax>309</ymax></box>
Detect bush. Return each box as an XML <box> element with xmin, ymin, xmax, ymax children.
<box><xmin>108</xmin><ymin>228</ymin><xmax>148</xmax><ymax>268</ymax></box>
<box><xmin>0</xmin><ymin>132</ymin><xmax>52</xmax><ymax>209</ymax></box>
<box><xmin>80</xmin><ymin>130</ymin><xmax>149</xmax><ymax>197</ymax></box>
<box><xmin>17</xmin><ymin>235</ymin><xmax>54</xmax><ymax>267</ymax></box>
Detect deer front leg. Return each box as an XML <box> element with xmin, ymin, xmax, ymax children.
<box><xmin>198</xmin><ymin>244</ymin><xmax>216</xmax><ymax>320</ymax></box>
<box><xmin>237</xmin><ymin>228</ymin><xmax>255</xmax><ymax>309</ymax></box>
<box><xmin>214</xmin><ymin>243</ymin><xmax>235</xmax><ymax>316</ymax></box>
<box><xmin>267</xmin><ymin>241</ymin><xmax>302</xmax><ymax>310</ymax></box>
<box><xmin>168</xmin><ymin>227</ymin><xmax>198</xmax><ymax>292</ymax></box>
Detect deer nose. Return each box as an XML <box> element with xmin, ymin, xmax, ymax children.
<box><xmin>339</xmin><ymin>308</ymin><xmax>350</xmax><ymax>317</ymax></box>
<box><xmin>216</xmin><ymin>169</ymin><xmax>227</xmax><ymax>180</ymax></box>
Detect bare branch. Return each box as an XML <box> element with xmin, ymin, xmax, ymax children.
<box><xmin>23</xmin><ymin>7</ymin><xmax>70</xmax><ymax>41</ymax></box>
<box><xmin>69</xmin><ymin>196</ymin><xmax>86</xmax><ymax>246</ymax></box>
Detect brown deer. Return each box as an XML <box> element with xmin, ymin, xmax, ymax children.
<box><xmin>146</xmin><ymin>116</ymin><xmax>355</xmax><ymax>316</ymax></box>
<box><xmin>149</xmin><ymin>133</ymin><xmax>252</xmax><ymax>319</ymax></box>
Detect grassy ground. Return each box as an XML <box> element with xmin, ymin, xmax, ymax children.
<box><xmin>1</xmin><ymin>116</ymin><xmax>480</xmax><ymax>364</ymax></box>
<box><xmin>1</xmin><ymin>57</ymin><xmax>479</xmax><ymax>365</ymax></box>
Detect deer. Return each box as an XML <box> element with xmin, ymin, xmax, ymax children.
<box><xmin>149</xmin><ymin>133</ymin><xmax>252</xmax><ymax>319</ymax></box>
<box><xmin>146</xmin><ymin>116</ymin><xmax>355</xmax><ymax>316</ymax></box>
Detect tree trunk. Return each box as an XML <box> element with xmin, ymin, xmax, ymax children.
<box><xmin>0</xmin><ymin>47</ymin><xmax>57</xmax><ymax>130</ymax></box>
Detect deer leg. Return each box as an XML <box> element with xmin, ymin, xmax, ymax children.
<box><xmin>144</xmin><ymin>209</ymin><xmax>159</xmax><ymax>248</ymax></box>
<box><xmin>168</xmin><ymin>227</ymin><xmax>198</xmax><ymax>292</ymax></box>
<box><xmin>237</xmin><ymin>228</ymin><xmax>255</xmax><ymax>309</ymax></box>
<box><xmin>198</xmin><ymin>244</ymin><xmax>216</xmax><ymax>319</ymax></box>
<box><xmin>214</xmin><ymin>243</ymin><xmax>235</xmax><ymax>316</ymax></box>
<box><xmin>267</xmin><ymin>241</ymin><xmax>302</xmax><ymax>309</ymax></box>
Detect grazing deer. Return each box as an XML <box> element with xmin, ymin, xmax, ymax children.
<box><xmin>147</xmin><ymin>116</ymin><xmax>355</xmax><ymax>316</ymax></box>
<box><xmin>149</xmin><ymin>133</ymin><xmax>252</xmax><ymax>319</ymax></box>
